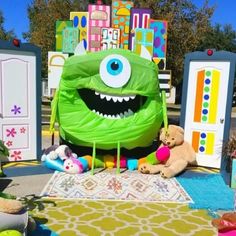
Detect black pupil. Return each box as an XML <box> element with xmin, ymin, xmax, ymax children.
<box><xmin>111</xmin><ymin>62</ymin><xmax>119</xmax><ymax>71</ymax></box>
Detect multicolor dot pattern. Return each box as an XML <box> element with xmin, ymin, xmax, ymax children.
<box><xmin>192</xmin><ymin>131</ymin><xmax>215</xmax><ymax>155</ymax></box>
<box><xmin>194</xmin><ymin>69</ymin><xmax>220</xmax><ymax>124</ymax></box>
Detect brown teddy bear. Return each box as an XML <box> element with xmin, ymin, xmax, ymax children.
<box><xmin>139</xmin><ymin>125</ymin><xmax>196</xmax><ymax>178</ymax></box>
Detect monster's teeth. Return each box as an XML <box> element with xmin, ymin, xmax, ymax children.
<box><xmin>112</xmin><ymin>96</ymin><xmax>118</xmax><ymax>102</ymax></box>
<box><xmin>128</xmin><ymin>109</ymin><xmax>134</xmax><ymax>116</ymax></box>
<box><xmin>124</xmin><ymin>97</ymin><xmax>130</xmax><ymax>101</ymax></box>
<box><xmin>117</xmin><ymin>97</ymin><xmax>124</xmax><ymax>102</ymax></box>
<box><xmin>95</xmin><ymin>92</ymin><xmax>99</xmax><ymax>95</ymax></box>
<box><xmin>130</xmin><ymin>95</ymin><xmax>135</xmax><ymax>100</ymax></box>
<box><xmin>100</xmin><ymin>94</ymin><xmax>105</xmax><ymax>99</ymax></box>
<box><xmin>105</xmin><ymin>95</ymin><xmax>112</xmax><ymax>101</ymax></box>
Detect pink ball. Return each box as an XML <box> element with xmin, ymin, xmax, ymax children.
<box><xmin>156</xmin><ymin>146</ymin><xmax>170</xmax><ymax>162</ymax></box>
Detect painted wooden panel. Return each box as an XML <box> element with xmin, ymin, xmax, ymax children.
<box><xmin>55</xmin><ymin>20</ymin><xmax>73</xmax><ymax>51</ymax></box>
<box><xmin>62</xmin><ymin>27</ymin><xmax>79</xmax><ymax>53</ymax></box>
<box><xmin>181</xmin><ymin>57</ymin><xmax>234</xmax><ymax>168</ymax></box>
<box><xmin>0</xmin><ymin>43</ymin><xmax>40</xmax><ymax>162</ymax></box>
<box><xmin>48</xmin><ymin>52</ymin><xmax>69</xmax><ymax>96</ymax></box>
<box><xmin>111</xmin><ymin>0</ymin><xmax>133</xmax><ymax>49</ymax></box>
<box><xmin>129</xmin><ymin>8</ymin><xmax>152</xmax><ymax>51</ymax></box>
<box><xmin>101</xmin><ymin>27</ymin><xmax>120</xmax><ymax>50</ymax></box>
<box><xmin>133</xmin><ymin>28</ymin><xmax>154</xmax><ymax>56</ymax></box>
<box><xmin>88</xmin><ymin>3</ymin><xmax>110</xmax><ymax>52</ymax></box>
<box><xmin>70</xmin><ymin>12</ymin><xmax>88</xmax><ymax>50</ymax></box>
<box><xmin>150</xmin><ymin>19</ymin><xmax>168</xmax><ymax>58</ymax></box>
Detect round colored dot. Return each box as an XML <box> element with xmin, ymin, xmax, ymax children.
<box><xmin>81</xmin><ymin>16</ymin><xmax>87</xmax><ymax>28</ymax></box>
<box><xmin>120</xmin><ymin>17</ymin><xmax>125</xmax><ymax>22</ymax></box>
<box><xmin>113</xmin><ymin>1</ymin><xmax>119</xmax><ymax>6</ymax></box>
<box><xmin>73</xmin><ymin>16</ymin><xmax>79</xmax><ymax>27</ymax></box>
<box><xmin>204</xmin><ymin>94</ymin><xmax>209</xmax><ymax>100</ymax></box>
<box><xmin>199</xmin><ymin>146</ymin><xmax>205</xmax><ymax>152</ymax></box>
<box><xmin>205</xmin><ymin>78</ymin><xmax>211</xmax><ymax>84</ymax></box>
<box><xmin>200</xmin><ymin>140</ymin><xmax>206</xmax><ymax>145</ymax></box>
<box><xmin>202</xmin><ymin>116</ymin><xmax>207</xmax><ymax>122</ymax></box>
<box><xmin>161</xmin><ymin>28</ymin><xmax>166</xmax><ymax>34</ymax></box>
<box><xmin>204</xmin><ymin>87</ymin><xmax>210</xmax><ymax>92</ymax></box>
<box><xmin>202</xmin><ymin>109</ymin><xmax>208</xmax><ymax>115</ymax></box>
<box><xmin>113</xmin><ymin>19</ymin><xmax>119</xmax><ymax>25</ymax></box>
<box><xmin>201</xmin><ymin>133</ymin><xmax>206</xmax><ymax>139</ymax></box>
<box><xmin>126</xmin><ymin>4</ymin><xmax>132</xmax><ymax>9</ymax></box>
<box><xmin>206</xmin><ymin>71</ymin><xmax>211</xmax><ymax>76</ymax></box>
<box><xmin>203</xmin><ymin>102</ymin><xmax>209</xmax><ymax>108</ymax></box>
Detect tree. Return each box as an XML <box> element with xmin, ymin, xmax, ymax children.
<box><xmin>0</xmin><ymin>10</ymin><xmax>15</xmax><ymax>40</ymax></box>
<box><xmin>24</xmin><ymin>0</ymin><xmax>89</xmax><ymax>78</ymax></box>
<box><xmin>197</xmin><ymin>23</ymin><xmax>236</xmax><ymax>52</ymax></box>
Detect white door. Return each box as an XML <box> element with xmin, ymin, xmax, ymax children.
<box><xmin>183</xmin><ymin>61</ymin><xmax>230</xmax><ymax>168</ymax></box>
<box><xmin>0</xmin><ymin>50</ymin><xmax>37</xmax><ymax>161</ymax></box>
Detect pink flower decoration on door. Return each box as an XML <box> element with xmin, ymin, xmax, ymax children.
<box><xmin>10</xmin><ymin>151</ymin><xmax>22</xmax><ymax>161</ymax></box>
<box><xmin>6</xmin><ymin>128</ymin><xmax>17</xmax><ymax>137</ymax></box>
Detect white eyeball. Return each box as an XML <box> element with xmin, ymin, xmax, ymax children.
<box><xmin>99</xmin><ymin>54</ymin><xmax>131</xmax><ymax>88</ymax></box>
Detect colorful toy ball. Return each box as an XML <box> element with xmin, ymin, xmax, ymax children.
<box><xmin>156</xmin><ymin>146</ymin><xmax>170</xmax><ymax>162</ymax></box>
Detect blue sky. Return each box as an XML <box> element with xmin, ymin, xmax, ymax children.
<box><xmin>0</xmin><ymin>0</ymin><xmax>235</xmax><ymax>42</ymax></box>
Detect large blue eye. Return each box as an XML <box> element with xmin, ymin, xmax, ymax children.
<box><xmin>106</xmin><ymin>59</ymin><xmax>123</xmax><ymax>76</ymax></box>
<box><xmin>100</xmin><ymin>54</ymin><xmax>131</xmax><ymax>88</ymax></box>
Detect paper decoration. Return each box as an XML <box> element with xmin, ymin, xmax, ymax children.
<box><xmin>101</xmin><ymin>27</ymin><xmax>120</xmax><ymax>50</ymax></box>
<box><xmin>133</xmin><ymin>28</ymin><xmax>154</xmax><ymax>57</ymax></box>
<box><xmin>129</xmin><ymin>8</ymin><xmax>152</xmax><ymax>51</ymax></box>
<box><xmin>150</xmin><ymin>19</ymin><xmax>168</xmax><ymax>58</ymax></box>
<box><xmin>111</xmin><ymin>0</ymin><xmax>133</xmax><ymax>49</ymax></box>
<box><xmin>62</xmin><ymin>27</ymin><xmax>79</xmax><ymax>53</ymax></box>
<box><xmin>158</xmin><ymin>70</ymin><xmax>171</xmax><ymax>98</ymax></box>
<box><xmin>48</xmin><ymin>51</ymin><xmax>69</xmax><ymax>96</ymax></box>
<box><xmin>88</xmin><ymin>3</ymin><xmax>110</xmax><ymax>52</ymax></box>
<box><xmin>70</xmin><ymin>12</ymin><xmax>88</xmax><ymax>50</ymax></box>
<box><xmin>180</xmin><ymin>50</ymin><xmax>236</xmax><ymax>168</ymax></box>
<box><xmin>55</xmin><ymin>20</ymin><xmax>73</xmax><ymax>51</ymax></box>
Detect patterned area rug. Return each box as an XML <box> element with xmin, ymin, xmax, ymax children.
<box><xmin>30</xmin><ymin>199</ymin><xmax>216</xmax><ymax>236</ymax></box>
<box><xmin>40</xmin><ymin>169</ymin><xmax>192</xmax><ymax>203</ymax></box>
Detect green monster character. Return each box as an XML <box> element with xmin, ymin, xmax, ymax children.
<box><xmin>50</xmin><ymin>44</ymin><xmax>163</xmax><ymax>156</ymax></box>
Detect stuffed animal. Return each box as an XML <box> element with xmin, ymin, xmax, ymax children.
<box><xmin>138</xmin><ymin>125</ymin><xmax>196</xmax><ymax>178</ymax></box>
<box><xmin>0</xmin><ymin>140</ymin><xmax>9</xmax><ymax>177</ymax></box>
<box><xmin>42</xmin><ymin>144</ymin><xmax>73</xmax><ymax>161</ymax></box>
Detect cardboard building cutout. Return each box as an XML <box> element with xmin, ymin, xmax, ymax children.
<box><xmin>55</xmin><ymin>20</ymin><xmax>73</xmax><ymax>51</ymax></box>
<box><xmin>48</xmin><ymin>51</ymin><xmax>69</xmax><ymax>96</ymax></box>
<box><xmin>70</xmin><ymin>12</ymin><xmax>88</xmax><ymax>50</ymax></box>
<box><xmin>50</xmin><ymin>45</ymin><xmax>163</xmax><ymax>151</ymax></box>
<box><xmin>88</xmin><ymin>1</ymin><xmax>111</xmax><ymax>52</ymax></box>
<box><xmin>129</xmin><ymin>8</ymin><xmax>152</xmax><ymax>51</ymax></box>
<box><xmin>0</xmin><ymin>39</ymin><xmax>41</xmax><ymax>162</ymax></box>
<box><xmin>111</xmin><ymin>0</ymin><xmax>133</xmax><ymax>49</ymax></box>
<box><xmin>180</xmin><ymin>50</ymin><xmax>236</xmax><ymax>169</ymax></box>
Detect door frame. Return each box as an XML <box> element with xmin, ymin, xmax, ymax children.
<box><xmin>0</xmin><ymin>39</ymin><xmax>41</xmax><ymax>161</ymax></box>
<box><xmin>180</xmin><ymin>50</ymin><xmax>236</xmax><ymax>167</ymax></box>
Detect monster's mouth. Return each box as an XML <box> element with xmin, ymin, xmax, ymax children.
<box><xmin>78</xmin><ymin>89</ymin><xmax>147</xmax><ymax>119</ymax></box>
